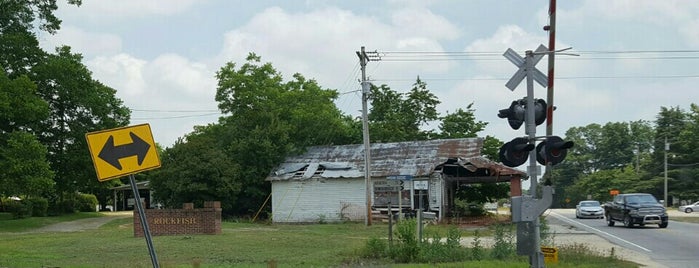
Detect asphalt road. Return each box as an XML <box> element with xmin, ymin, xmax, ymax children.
<box><xmin>548</xmin><ymin>208</ymin><xmax>699</xmax><ymax>268</ymax></box>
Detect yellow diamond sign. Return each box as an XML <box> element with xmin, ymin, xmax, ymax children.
<box><xmin>85</xmin><ymin>124</ymin><xmax>161</xmax><ymax>182</ymax></box>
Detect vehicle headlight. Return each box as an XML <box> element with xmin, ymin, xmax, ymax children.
<box><xmin>629</xmin><ymin>209</ymin><xmax>639</xmax><ymax>216</ymax></box>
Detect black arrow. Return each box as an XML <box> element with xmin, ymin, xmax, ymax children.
<box><xmin>98</xmin><ymin>132</ymin><xmax>151</xmax><ymax>170</ymax></box>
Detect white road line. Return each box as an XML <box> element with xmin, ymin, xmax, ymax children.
<box><xmin>548</xmin><ymin>211</ymin><xmax>652</xmax><ymax>253</ymax></box>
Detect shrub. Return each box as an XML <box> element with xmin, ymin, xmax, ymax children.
<box><xmin>470</xmin><ymin>229</ymin><xmax>484</xmax><ymax>261</ymax></box>
<box><xmin>25</xmin><ymin>197</ymin><xmax>48</xmax><ymax>217</ymax></box>
<box><xmin>491</xmin><ymin>223</ymin><xmax>515</xmax><ymax>260</ymax></box>
<box><xmin>394</xmin><ymin>218</ymin><xmax>419</xmax><ymax>262</ymax></box>
<box><xmin>77</xmin><ymin>193</ymin><xmax>98</xmax><ymax>212</ymax></box>
<box><xmin>362</xmin><ymin>236</ymin><xmax>387</xmax><ymax>258</ymax></box>
<box><xmin>6</xmin><ymin>200</ymin><xmax>32</xmax><ymax>219</ymax></box>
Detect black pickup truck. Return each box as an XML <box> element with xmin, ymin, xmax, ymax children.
<box><xmin>604</xmin><ymin>193</ymin><xmax>668</xmax><ymax>228</ymax></box>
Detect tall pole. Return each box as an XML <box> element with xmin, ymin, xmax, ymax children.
<box><xmin>357</xmin><ymin>46</ymin><xmax>373</xmax><ymax>226</ymax></box>
<box><xmin>543</xmin><ymin>0</ymin><xmax>556</xmax><ymax>187</ymax></box>
<box><xmin>546</xmin><ymin>0</ymin><xmax>556</xmax><ymax>137</ymax></box>
<box><xmin>525</xmin><ymin>50</ymin><xmax>544</xmax><ymax>268</ymax></box>
<box><xmin>130</xmin><ymin>175</ymin><xmax>159</xmax><ymax>268</ymax></box>
<box><xmin>664</xmin><ymin>137</ymin><xmax>669</xmax><ymax>207</ymax></box>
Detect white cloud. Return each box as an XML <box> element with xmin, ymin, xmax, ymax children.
<box><xmin>63</xmin><ymin>0</ymin><xmax>203</xmax><ymax>18</ymax></box>
<box><xmin>40</xmin><ymin>26</ymin><xmax>122</xmax><ymax>57</ymax></box>
<box><xmin>146</xmin><ymin>54</ymin><xmax>216</xmax><ymax>96</ymax></box>
<box><xmin>88</xmin><ymin>54</ymin><xmax>147</xmax><ymax>97</ymax></box>
<box><xmin>390</xmin><ymin>7</ymin><xmax>460</xmax><ymax>40</ymax></box>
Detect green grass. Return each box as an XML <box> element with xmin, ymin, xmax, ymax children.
<box><xmin>0</xmin><ymin>214</ymin><xmax>641</xmax><ymax>268</ymax></box>
<box><xmin>0</xmin><ymin>212</ymin><xmax>103</xmax><ymax>232</ymax></box>
<box><xmin>671</xmin><ymin>216</ymin><xmax>699</xmax><ymax>224</ymax></box>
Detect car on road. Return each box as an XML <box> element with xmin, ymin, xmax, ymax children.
<box><xmin>679</xmin><ymin>201</ymin><xmax>699</xmax><ymax>213</ymax></box>
<box><xmin>604</xmin><ymin>193</ymin><xmax>668</xmax><ymax>228</ymax></box>
<box><xmin>576</xmin><ymin>200</ymin><xmax>604</xmax><ymax>219</ymax></box>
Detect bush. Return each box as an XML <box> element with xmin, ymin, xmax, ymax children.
<box><xmin>77</xmin><ymin>193</ymin><xmax>98</xmax><ymax>212</ymax></box>
<box><xmin>362</xmin><ymin>237</ymin><xmax>387</xmax><ymax>258</ymax></box>
<box><xmin>6</xmin><ymin>200</ymin><xmax>32</xmax><ymax>219</ymax></box>
<box><xmin>25</xmin><ymin>197</ymin><xmax>48</xmax><ymax>217</ymax></box>
<box><xmin>55</xmin><ymin>198</ymin><xmax>78</xmax><ymax>214</ymax></box>
<box><xmin>394</xmin><ymin>218</ymin><xmax>419</xmax><ymax>262</ymax></box>
<box><xmin>491</xmin><ymin>223</ymin><xmax>515</xmax><ymax>260</ymax></box>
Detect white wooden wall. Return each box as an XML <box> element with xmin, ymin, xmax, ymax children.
<box><xmin>271</xmin><ymin>178</ymin><xmax>366</xmax><ymax>223</ymax></box>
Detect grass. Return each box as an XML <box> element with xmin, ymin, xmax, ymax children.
<box><xmin>0</xmin><ymin>213</ymin><xmax>641</xmax><ymax>268</ymax></box>
<box><xmin>670</xmin><ymin>216</ymin><xmax>699</xmax><ymax>224</ymax></box>
<box><xmin>0</xmin><ymin>211</ymin><xmax>102</xmax><ymax>232</ymax></box>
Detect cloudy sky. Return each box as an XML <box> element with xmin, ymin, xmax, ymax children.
<box><xmin>40</xmin><ymin>0</ymin><xmax>699</xmax><ymax>148</ymax></box>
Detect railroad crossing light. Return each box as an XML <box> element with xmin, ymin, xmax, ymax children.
<box><xmin>532</xmin><ymin>99</ymin><xmax>547</xmax><ymax>126</ymax></box>
<box><xmin>498</xmin><ymin>100</ymin><xmax>526</xmax><ymax>130</ymax></box>
<box><xmin>536</xmin><ymin>136</ymin><xmax>574</xmax><ymax>166</ymax></box>
<box><xmin>499</xmin><ymin>137</ymin><xmax>535</xmax><ymax>167</ymax></box>
<box><xmin>498</xmin><ymin>99</ymin><xmax>547</xmax><ymax>130</ymax></box>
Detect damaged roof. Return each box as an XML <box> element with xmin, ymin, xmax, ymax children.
<box><xmin>267</xmin><ymin>138</ymin><xmax>525</xmax><ymax>181</ymax></box>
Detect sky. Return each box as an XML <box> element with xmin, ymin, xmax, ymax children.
<box><xmin>39</xmin><ymin>0</ymin><xmax>699</xmax><ymax>149</ymax></box>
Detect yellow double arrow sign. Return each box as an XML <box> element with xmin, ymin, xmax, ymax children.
<box><xmin>85</xmin><ymin>124</ymin><xmax>161</xmax><ymax>182</ymax></box>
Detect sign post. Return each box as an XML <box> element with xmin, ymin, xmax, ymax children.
<box><xmin>504</xmin><ymin>46</ymin><xmax>551</xmax><ymax>268</ymax></box>
<box><xmin>86</xmin><ymin>123</ymin><xmax>161</xmax><ymax>268</ymax></box>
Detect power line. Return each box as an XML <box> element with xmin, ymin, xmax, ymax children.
<box><xmin>372</xmin><ymin>74</ymin><xmax>699</xmax><ymax>82</ymax></box>
<box><xmin>131</xmin><ymin>113</ymin><xmax>220</xmax><ymax>120</ymax></box>
<box><xmin>131</xmin><ymin>109</ymin><xmax>219</xmax><ymax>113</ymax></box>
<box><xmin>374</xmin><ymin>50</ymin><xmax>699</xmax><ymax>62</ymax></box>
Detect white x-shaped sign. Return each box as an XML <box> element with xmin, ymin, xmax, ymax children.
<box><xmin>504</xmin><ymin>44</ymin><xmax>549</xmax><ymax>91</ymax></box>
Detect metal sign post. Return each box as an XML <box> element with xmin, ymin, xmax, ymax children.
<box><xmin>85</xmin><ymin>124</ymin><xmax>162</xmax><ymax>268</ymax></box>
<box><xmin>130</xmin><ymin>174</ymin><xmax>160</xmax><ymax>268</ymax></box>
<box><xmin>504</xmin><ymin>46</ymin><xmax>550</xmax><ymax>268</ymax></box>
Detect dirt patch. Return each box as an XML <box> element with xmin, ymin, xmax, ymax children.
<box><xmin>26</xmin><ymin>212</ymin><xmax>131</xmax><ymax>233</ymax></box>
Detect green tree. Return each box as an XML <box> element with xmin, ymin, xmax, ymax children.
<box><xmin>368</xmin><ymin>77</ymin><xmax>440</xmax><ymax>142</ymax></box>
<box><xmin>184</xmin><ymin>53</ymin><xmax>353</xmax><ymax>216</ymax></box>
<box><xmin>436</xmin><ymin>103</ymin><xmax>488</xmax><ymax>139</ymax></box>
<box><xmin>31</xmin><ymin>47</ymin><xmax>130</xmax><ymax>203</ymax></box>
<box><xmin>0</xmin><ymin>0</ymin><xmax>82</xmax><ymax>77</ymax></box>
<box><xmin>150</xmin><ymin>124</ymin><xmax>242</xmax><ymax>214</ymax></box>
<box><xmin>551</xmin><ymin>121</ymin><xmax>654</xmax><ymax>207</ymax></box>
<box><xmin>0</xmin><ymin>131</ymin><xmax>54</xmax><ymax>198</ymax></box>
<box><xmin>657</xmin><ymin>105</ymin><xmax>699</xmax><ymax>202</ymax></box>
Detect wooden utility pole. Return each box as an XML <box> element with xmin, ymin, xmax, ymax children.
<box><xmin>357</xmin><ymin>46</ymin><xmax>372</xmax><ymax>226</ymax></box>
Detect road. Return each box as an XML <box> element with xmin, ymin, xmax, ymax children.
<box><xmin>548</xmin><ymin>208</ymin><xmax>699</xmax><ymax>268</ymax></box>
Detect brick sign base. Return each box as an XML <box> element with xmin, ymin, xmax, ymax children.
<box><xmin>133</xmin><ymin>201</ymin><xmax>222</xmax><ymax>237</ymax></box>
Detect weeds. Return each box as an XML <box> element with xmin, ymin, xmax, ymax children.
<box><xmin>470</xmin><ymin>229</ymin><xmax>484</xmax><ymax>261</ymax></box>
<box><xmin>491</xmin><ymin>223</ymin><xmax>515</xmax><ymax>260</ymax></box>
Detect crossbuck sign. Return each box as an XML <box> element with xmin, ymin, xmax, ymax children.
<box><xmin>504</xmin><ymin>44</ymin><xmax>549</xmax><ymax>91</ymax></box>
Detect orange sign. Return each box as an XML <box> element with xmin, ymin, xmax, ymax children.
<box><xmin>609</xmin><ymin>189</ymin><xmax>620</xmax><ymax>196</ymax></box>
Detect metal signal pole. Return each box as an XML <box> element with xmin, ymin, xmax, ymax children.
<box><xmin>543</xmin><ymin>0</ymin><xmax>556</xmax><ymax>187</ymax></box>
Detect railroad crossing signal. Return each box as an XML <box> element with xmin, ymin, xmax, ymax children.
<box><xmin>86</xmin><ymin>124</ymin><xmax>161</xmax><ymax>182</ymax></box>
<box><xmin>504</xmin><ymin>44</ymin><xmax>549</xmax><ymax>91</ymax></box>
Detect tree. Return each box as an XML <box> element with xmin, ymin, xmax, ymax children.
<box><xmin>368</xmin><ymin>78</ymin><xmax>440</xmax><ymax>142</ymax></box>
<box><xmin>437</xmin><ymin>104</ymin><xmax>488</xmax><ymax>139</ymax></box>
<box><xmin>0</xmin><ymin>0</ymin><xmax>82</xmax><ymax>77</ymax></box>
<box><xmin>0</xmin><ymin>64</ymin><xmax>53</xmax><ymax>199</ymax></box>
<box><xmin>551</xmin><ymin>121</ymin><xmax>654</xmax><ymax>208</ymax></box>
<box><xmin>163</xmin><ymin>53</ymin><xmax>353</xmax><ymax>216</ymax></box>
<box><xmin>0</xmin><ymin>131</ymin><xmax>54</xmax><ymax>198</ymax></box>
<box><xmin>31</xmin><ymin>46</ymin><xmax>130</xmax><ymax>202</ymax></box>
<box><xmin>1</xmin><ymin>0</ymin><xmax>129</xmax><ymax>211</ymax></box>
<box><xmin>150</xmin><ymin>124</ymin><xmax>242</xmax><ymax>214</ymax></box>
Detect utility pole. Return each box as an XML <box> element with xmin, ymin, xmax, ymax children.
<box><xmin>356</xmin><ymin>46</ymin><xmax>381</xmax><ymax>226</ymax></box>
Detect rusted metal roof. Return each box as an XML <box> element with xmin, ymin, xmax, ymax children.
<box><xmin>267</xmin><ymin>138</ymin><xmax>525</xmax><ymax>181</ymax></box>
